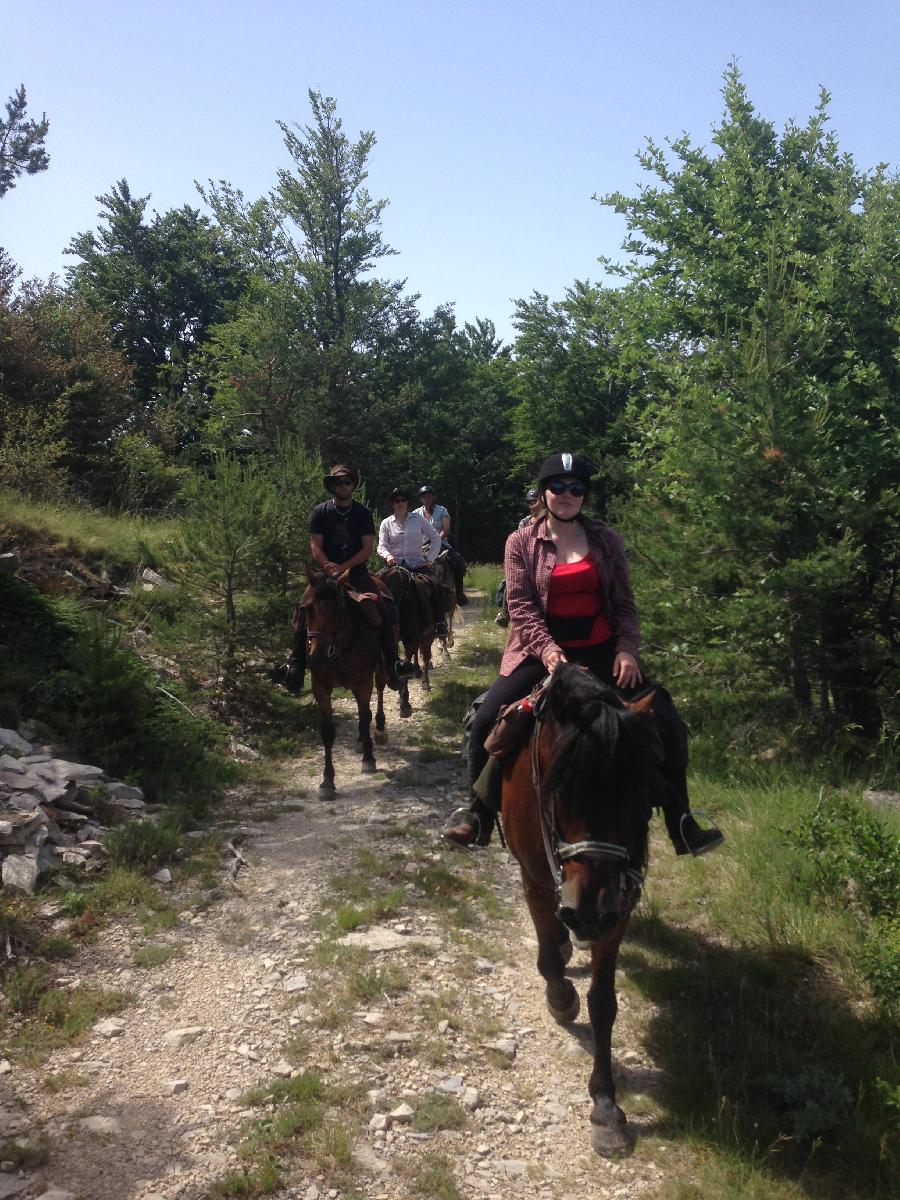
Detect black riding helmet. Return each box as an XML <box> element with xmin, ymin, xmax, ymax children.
<box><xmin>536</xmin><ymin>452</ymin><xmax>593</xmax><ymax>489</ymax></box>
<box><xmin>418</xmin><ymin>484</ymin><xmax>435</xmax><ymax>495</ymax></box>
<box><xmin>389</xmin><ymin>486</ymin><xmax>412</xmax><ymax>502</ymax></box>
<box><xmin>525</xmin><ymin>486</ymin><xmax>540</xmax><ymax>503</ymax></box>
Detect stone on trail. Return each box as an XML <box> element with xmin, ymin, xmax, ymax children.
<box><xmin>462</xmin><ymin>1087</ymin><xmax>482</xmax><ymax>1111</ymax></box>
<box><xmin>0</xmin><ymin>729</ymin><xmax>31</xmax><ymax>754</ymax></box>
<box><xmin>282</xmin><ymin>972</ymin><xmax>309</xmax><ymax>993</ymax></box>
<box><xmin>94</xmin><ymin>1017</ymin><xmax>126</xmax><ymax>1038</ymax></box>
<box><xmin>163</xmin><ymin>1079</ymin><xmax>189</xmax><ymax>1095</ymax></box>
<box><xmin>339</xmin><ymin>924</ymin><xmax>442</xmax><ymax>952</ymax></box>
<box><xmin>389</xmin><ymin>1102</ymin><xmax>414</xmax><ymax>1124</ymax></box>
<box><xmin>79</xmin><ymin>1115</ymin><xmax>121</xmax><ymax>1135</ymax></box>
<box><xmin>35</xmin><ymin>1190</ymin><xmax>76</xmax><ymax>1200</ymax></box>
<box><xmin>163</xmin><ymin>1026</ymin><xmax>205</xmax><ymax>1048</ymax></box>
<box><xmin>0</xmin><ymin>1181</ymin><xmax>29</xmax><ymax>1199</ymax></box>
<box><xmin>1</xmin><ymin>853</ymin><xmax>39</xmax><ymax>894</ymax></box>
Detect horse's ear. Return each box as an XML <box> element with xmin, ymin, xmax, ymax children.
<box><xmin>625</xmin><ymin>689</ymin><xmax>656</xmax><ymax>715</ymax></box>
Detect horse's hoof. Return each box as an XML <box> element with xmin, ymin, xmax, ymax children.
<box><xmin>547</xmin><ymin>981</ymin><xmax>580</xmax><ymax>1025</ymax></box>
<box><xmin>590</xmin><ymin>1121</ymin><xmax>635</xmax><ymax>1157</ymax></box>
<box><xmin>319</xmin><ymin>782</ymin><xmax>336</xmax><ymax>799</ymax></box>
<box><xmin>374</xmin><ymin>730</ymin><xmax>387</xmax><ymax>745</ymax></box>
<box><xmin>361</xmin><ymin>760</ymin><xmax>376</xmax><ymax>774</ymax></box>
<box><xmin>400</xmin><ymin>705</ymin><xmax>412</xmax><ymax>719</ymax></box>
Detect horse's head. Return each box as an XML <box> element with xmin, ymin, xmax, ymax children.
<box><xmin>541</xmin><ymin>664</ymin><xmax>664</xmax><ymax>941</ymax></box>
<box><xmin>299</xmin><ymin>572</ymin><xmax>347</xmax><ymax>668</ymax></box>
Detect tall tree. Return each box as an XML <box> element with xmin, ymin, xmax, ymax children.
<box><xmin>201</xmin><ymin>91</ymin><xmax>408</xmax><ymax>462</ymax></box>
<box><xmin>607</xmin><ymin>66</ymin><xmax>899</xmax><ymax>736</ymax></box>
<box><xmin>66</xmin><ymin>181</ymin><xmax>247</xmax><ymax>434</ymax></box>
<box><xmin>0</xmin><ymin>85</ymin><xmax>49</xmax><ymax>199</ymax></box>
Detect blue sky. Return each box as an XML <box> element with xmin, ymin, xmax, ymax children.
<box><xmin>2</xmin><ymin>0</ymin><xmax>898</xmax><ymax>342</ymax></box>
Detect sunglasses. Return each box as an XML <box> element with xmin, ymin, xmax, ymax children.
<box><xmin>546</xmin><ymin>479</ymin><xmax>587</xmax><ymax>497</ymax></box>
<box><xmin>333</xmin><ymin>478</ymin><xmax>354</xmax><ymax>488</ymax></box>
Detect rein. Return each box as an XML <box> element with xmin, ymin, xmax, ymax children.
<box><xmin>530</xmin><ymin>696</ymin><xmax>645</xmax><ymax>911</ymax></box>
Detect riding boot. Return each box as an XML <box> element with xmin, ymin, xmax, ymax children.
<box><xmin>377</xmin><ymin>613</ymin><xmax>402</xmax><ymax>691</ymax></box>
<box><xmin>653</xmin><ymin>689</ymin><xmax>724</xmax><ymax>856</ymax></box>
<box><xmin>286</xmin><ymin>614</ymin><xmax>306</xmax><ymax>694</ymax></box>
<box><xmin>441</xmin><ymin>795</ymin><xmax>495</xmax><ymax>847</ymax></box>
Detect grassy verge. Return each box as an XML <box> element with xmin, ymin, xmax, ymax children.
<box><xmin>0</xmin><ymin>486</ymin><xmax>178</xmax><ymax>567</ymax></box>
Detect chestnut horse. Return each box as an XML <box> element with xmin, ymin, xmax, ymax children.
<box><xmin>500</xmin><ymin>664</ymin><xmax>664</xmax><ymax>1154</ymax></box>
<box><xmin>298</xmin><ymin>571</ymin><xmax>387</xmax><ymax>796</ymax></box>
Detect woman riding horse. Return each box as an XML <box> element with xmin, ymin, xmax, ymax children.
<box><xmin>442</xmin><ymin>451</ymin><xmax>724</xmax><ymax>857</ymax></box>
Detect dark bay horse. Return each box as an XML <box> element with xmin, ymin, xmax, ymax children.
<box><xmin>501</xmin><ymin>664</ymin><xmax>664</xmax><ymax>1154</ymax></box>
<box><xmin>377</xmin><ymin>564</ymin><xmax>441</xmax><ymax>717</ymax></box>
<box><xmin>298</xmin><ymin>571</ymin><xmax>387</xmax><ymax>796</ymax></box>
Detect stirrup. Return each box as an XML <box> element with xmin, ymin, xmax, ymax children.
<box><xmin>440</xmin><ymin>806</ymin><xmax>490</xmax><ymax>848</ymax></box>
<box><xmin>678</xmin><ymin>809</ymin><xmax>724</xmax><ymax>857</ymax></box>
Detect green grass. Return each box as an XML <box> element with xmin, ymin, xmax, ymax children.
<box><xmin>408</xmin><ymin>1153</ymin><xmax>462</xmax><ymax>1199</ymax></box>
<box><xmin>412</xmin><ymin>1090</ymin><xmax>467</xmax><ymax>1131</ymax></box>
<box><xmin>0</xmin><ymin>487</ymin><xmax>179</xmax><ymax>567</ymax></box>
<box><xmin>133</xmin><ymin>943</ymin><xmax>185</xmax><ymax>969</ymax></box>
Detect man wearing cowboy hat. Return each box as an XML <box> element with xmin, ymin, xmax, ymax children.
<box><xmin>285</xmin><ymin>464</ymin><xmax>412</xmax><ymax>693</ymax></box>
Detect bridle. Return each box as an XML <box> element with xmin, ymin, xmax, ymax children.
<box><xmin>304</xmin><ymin>582</ymin><xmax>353</xmax><ymax>670</ymax></box>
<box><xmin>530</xmin><ymin>692</ymin><xmax>645</xmax><ymax>914</ymax></box>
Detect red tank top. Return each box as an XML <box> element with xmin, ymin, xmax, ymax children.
<box><xmin>546</xmin><ymin>555</ymin><xmax>613</xmax><ymax>647</ymax></box>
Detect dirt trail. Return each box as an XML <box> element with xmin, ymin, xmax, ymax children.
<box><xmin>1</xmin><ymin>604</ymin><xmax>686</xmax><ymax>1200</ymax></box>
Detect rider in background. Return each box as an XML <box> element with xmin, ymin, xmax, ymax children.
<box><xmin>378</xmin><ymin>487</ymin><xmax>448</xmax><ymax>637</ymax></box>
<box><xmin>496</xmin><ymin>486</ymin><xmax>544</xmax><ymax>627</ymax></box>
<box><xmin>441</xmin><ymin>452</ymin><xmax>724</xmax><ymax>858</ymax></box>
<box><xmin>415</xmin><ymin>484</ymin><xmax>469</xmax><ymax>607</ymax></box>
<box><xmin>287</xmin><ymin>464</ymin><xmax>411</xmax><ymax>693</ymax></box>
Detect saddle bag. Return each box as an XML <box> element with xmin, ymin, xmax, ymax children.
<box><xmin>484</xmin><ymin>694</ymin><xmax>539</xmax><ymax>760</ymax></box>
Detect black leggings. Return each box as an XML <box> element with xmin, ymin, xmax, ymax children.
<box><xmin>468</xmin><ymin>642</ymin><xmax>691</xmax><ymax>833</ymax></box>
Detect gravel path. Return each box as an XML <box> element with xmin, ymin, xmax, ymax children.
<box><xmin>1</xmin><ymin>607</ymin><xmax>687</xmax><ymax>1200</ymax></box>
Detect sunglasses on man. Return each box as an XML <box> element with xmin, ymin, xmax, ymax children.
<box><xmin>333</xmin><ymin>478</ymin><xmax>354</xmax><ymax>488</ymax></box>
<box><xmin>546</xmin><ymin>479</ymin><xmax>587</xmax><ymax>497</ymax></box>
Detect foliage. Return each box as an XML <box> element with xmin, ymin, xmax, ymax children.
<box><xmin>794</xmin><ymin>792</ymin><xmax>900</xmax><ymax>920</ymax></box>
<box><xmin>0</xmin><ymin>572</ymin><xmax>233</xmax><ymax>802</ymax></box>
<box><xmin>0</xmin><ymin>85</ymin><xmax>49</xmax><ymax>199</ymax></box>
<box><xmin>66</xmin><ymin>180</ymin><xmax>247</xmax><ymax>431</ymax></box>
<box><xmin>103</xmin><ymin>818</ymin><xmax>184</xmax><ymax>867</ymax></box>
<box><xmin>605</xmin><ymin>65</ymin><xmax>899</xmax><ymax>739</ymax></box>
<box><xmin>0</xmin><ymin>282</ymin><xmax>132</xmax><ymax>503</ymax></box>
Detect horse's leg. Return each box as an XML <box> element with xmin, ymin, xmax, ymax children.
<box><xmin>354</xmin><ymin>680</ymin><xmax>376</xmax><ymax>773</ymax></box>
<box><xmin>312</xmin><ymin>679</ymin><xmax>336</xmax><ymax>797</ymax></box>
<box><xmin>587</xmin><ymin>928</ymin><xmax>633</xmax><ymax>1156</ymax></box>
<box><xmin>398</xmin><ymin>633</ymin><xmax>415</xmax><ymax>715</ymax></box>
<box><xmin>420</xmin><ymin>636</ymin><xmax>433</xmax><ymax>691</ymax></box>
<box><xmin>374</xmin><ymin>666</ymin><xmax>387</xmax><ymax>743</ymax></box>
<box><xmin>520</xmin><ymin>870</ymin><xmax>580</xmax><ymax>1024</ymax></box>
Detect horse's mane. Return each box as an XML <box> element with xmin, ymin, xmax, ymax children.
<box><xmin>543</xmin><ymin>664</ymin><xmax>663</xmax><ymax>858</ymax></box>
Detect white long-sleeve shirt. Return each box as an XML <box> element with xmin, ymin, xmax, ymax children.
<box><xmin>377</xmin><ymin>511</ymin><xmax>442</xmax><ymax>566</ymax></box>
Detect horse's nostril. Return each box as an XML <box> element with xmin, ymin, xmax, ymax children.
<box><xmin>559</xmin><ymin>907</ymin><xmax>582</xmax><ymax>933</ymax></box>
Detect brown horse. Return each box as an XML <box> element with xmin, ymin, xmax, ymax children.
<box><xmin>377</xmin><ymin>564</ymin><xmax>441</xmax><ymax>717</ymax></box>
<box><xmin>500</xmin><ymin>664</ymin><xmax>664</xmax><ymax>1155</ymax></box>
<box><xmin>433</xmin><ymin>549</ymin><xmax>459</xmax><ymax>658</ymax></box>
<box><xmin>298</xmin><ymin>570</ymin><xmax>387</xmax><ymax>796</ymax></box>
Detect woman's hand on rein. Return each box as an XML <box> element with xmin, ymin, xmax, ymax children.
<box><xmin>614</xmin><ymin>652</ymin><xmax>642</xmax><ymax>689</ymax></box>
<box><xmin>545</xmin><ymin>648</ymin><xmax>568</xmax><ymax>674</ymax></box>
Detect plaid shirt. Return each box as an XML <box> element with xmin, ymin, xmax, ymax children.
<box><xmin>500</xmin><ymin>516</ymin><xmax>641</xmax><ymax>675</ymax></box>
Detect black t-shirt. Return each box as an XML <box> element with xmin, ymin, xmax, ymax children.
<box><xmin>309</xmin><ymin>499</ymin><xmax>375</xmax><ymax>564</ymax></box>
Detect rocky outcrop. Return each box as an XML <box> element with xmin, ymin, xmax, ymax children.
<box><xmin>0</xmin><ymin>727</ymin><xmax>148</xmax><ymax>894</ymax></box>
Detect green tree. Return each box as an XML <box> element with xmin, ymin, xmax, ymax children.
<box><xmin>0</xmin><ymin>282</ymin><xmax>132</xmax><ymax>503</ymax></box>
<box><xmin>66</xmin><ymin>181</ymin><xmax>247</xmax><ymax>435</ymax></box>
<box><xmin>201</xmin><ymin>90</ymin><xmax>410</xmax><ymax>463</ymax></box>
<box><xmin>510</xmin><ymin>283</ymin><xmax>634</xmax><ymax>512</ymax></box>
<box><xmin>607</xmin><ymin>66</ymin><xmax>899</xmax><ymax>737</ymax></box>
<box><xmin>0</xmin><ymin>85</ymin><xmax>49</xmax><ymax>199</ymax></box>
